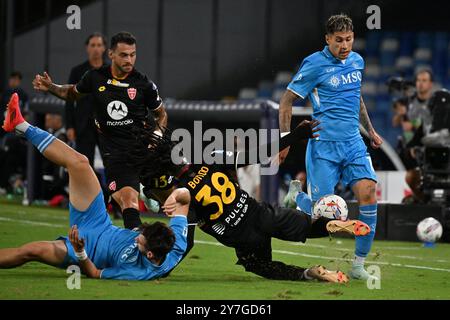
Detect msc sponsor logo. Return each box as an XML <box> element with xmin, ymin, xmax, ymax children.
<box><xmin>341</xmin><ymin>71</ymin><xmax>362</xmax><ymax>85</ymax></box>
<box><xmin>329</xmin><ymin>71</ymin><xmax>362</xmax><ymax>88</ymax></box>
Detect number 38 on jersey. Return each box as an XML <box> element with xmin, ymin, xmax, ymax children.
<box><xmin>187</xmin><ymin>166</ymin><xmax>236</xmax><ymax>220</ymax></box>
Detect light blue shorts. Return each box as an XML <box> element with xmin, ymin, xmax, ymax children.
<box><xmin>306</xmin><ymin>137</ymin><xmax>377</xmax><ymax>201</ymax></box>
<box><xmin>57</xmin><ymin>192</ymin><xmax>112</xmax><ymax>268</ymax></box>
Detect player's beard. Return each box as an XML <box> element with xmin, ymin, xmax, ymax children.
<box><xmin>120</xmin><ymin>64</ymin><xmax>133</xmax><ymax>74</ymax></box>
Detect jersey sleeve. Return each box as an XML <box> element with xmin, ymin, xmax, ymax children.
<box><xmin>287</xmin><ymin>59</ymin><xmax>319</xmax><ymax>99</ymax></box>
<box><xmin>75</xmin><ymin>70</ymin><xmax>94</xmax><ymax>94</ymax></box>
<box><xmin>143</xmin><ymin>81</ymin><xmax>163</xmax><ymax>110</ymax></box>
<box><xmin>100</xmin><ymin>267</ymin><xmax>137</xmax><ymax>280</ymax></box>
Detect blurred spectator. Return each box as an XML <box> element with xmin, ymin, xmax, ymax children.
<box><xmin>40</xmin><ymin>113</ymin><xmax>69</xmax><ymax>206</ymax></box>
<box><xmin>65</xmin><ymin>32</ymin><xmax>107</xmax><ymax>166</ymax></box>
<box><xmin>0</xmin><ymin>72</ymin><xmax>29</xmax><ymax>195</ymax></box>
<box><xmin>392</xmin><ymin>68</ymin><xmax>434</xmax><ymax>143</ymax></box>
<box><xmin>234</xmin><ymin>136</ymin><xmax>261</xmax><ymax>200</ymax></box>
<box><xmin>237</xmin><ymin>164</ymin><xmax>260</xmax><ymax>201</ymax></box>
<box><xmin>0</xmin><ymin>133</ymin><xmax>27</xmax><ymax>196</ymax></box>
<box><xmin>392</xmin><ymin>68</ymin><xmax>434</xmax><ymax>203</ymax></box>
<box><xmin>1</xmin><ymin>71</ymin><xmax>29</xmax><ymax>138</ymax></box>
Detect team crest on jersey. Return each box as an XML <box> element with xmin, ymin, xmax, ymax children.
<box><xmin>109</xmin><ymin>181</ymin><xmax>116</xmax><ymax>191</ymax></box>
<box><xmin>127</xmin><ymin>88</ymin><xmax>137</xmax><ymax>100</ymax></box>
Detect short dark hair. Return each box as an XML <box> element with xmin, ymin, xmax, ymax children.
<box><xmin>415</xmin><ymin>68</ymin><xmax>434</xmax><ymax>82</ymax></box>
<box><xmin>10</xmin><ymin>71</ymin><xmax>22</xmax><ymax>80</ymax></box>
<box><xmin>141</xmin><ymin>222</ymin><xmax>175</xmax><ymax>261</ymax></box>
<box><xmin>110</xmin><ymin>31</ymin><xmax>136</xmax><ymax>50</ymax></box>
<box><xmin>85</xmin><ymin>32</ymin><xmax>107</xmax><ymax>47</ymax></box>
<box><xmin>326</xmin><ymin>14</ymin><xmax>353</xmax><ymax>35</ymax></box>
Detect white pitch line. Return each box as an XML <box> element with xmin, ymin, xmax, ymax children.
<box><xmin>1</xmin><ymin>216</ymin><xmax>449</xmax><ymax>272</ymax></box>
<box><xmin>287</xmin><ymin>240</ymin><xmax>449</xmax><ymax>263</ymax></box>
<box><xmin>0</xmin><ymin>216</ymin><xmax>66</xmax><ymax>228</ymax></box>
<box><xmin>194</xmin><ymin>240</ymin><xmax>450</xmax><ymax>273</ymax></box>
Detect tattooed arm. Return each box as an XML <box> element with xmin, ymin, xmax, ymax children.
<box><xmin>360</xmin><ymin>96</ymin><xmax>383</xmax><ymax>149</ymax></box>
<box><xmin>33</xmin><ymin>72</ymin><xmax>84</xmax><ymax>102</ymax></box>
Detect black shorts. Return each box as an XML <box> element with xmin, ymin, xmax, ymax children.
<box><xmin>215</xmin><ymin>203</ymin><xmax>313</xmax><ymax>260</ymax></box>
<box><xmin>215</xmin><ymin>203</ymin><xmax>331</xmax><ymax>261</ymax></box>
<box><xmin>99</xmin><ymin>135</ymin><xmax>141</xmax><ymax>194</ymax></box>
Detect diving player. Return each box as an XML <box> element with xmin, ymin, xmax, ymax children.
<box><xmin>0</xmin><ymin>93</ymin><xmax>188</xmax><ymax>281</ymax></box>
<box><xmin>133</xmin><ymin>121</ymin><xmax>371</xmax><ymax>283</ymax></box>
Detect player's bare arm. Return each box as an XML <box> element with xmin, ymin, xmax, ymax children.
<box><xmin>68</xmin><ymin>225</ymin><xmax>102</xmax><ymax>279</ymax></box>
<box><xmin>153</xmin><ymin>104</ymin><xmax>168</xmax><ymax>129</ymax></box>
<box><xmin>162</xmin><ymin>187</ymin><xmax>190</xmax><ymax>217</ymax></box>
<box><xmin>278</xmin><ymin>90</ymin><xmax>300</xmax><ymax>163</ymax></box>
<box><xmin>279</xmin><ymin>90</ymin><xmax>300</xmax><ymax>133</ymax></box>
<box><xmin>360</xmin><ymin>96</ymin><xmax>383</xmax><ymax>149</ymax></box>
<box><xmin>32</xmin><ymin>72</ymin><xmax>83</xmax><ymax>102</ymax></box>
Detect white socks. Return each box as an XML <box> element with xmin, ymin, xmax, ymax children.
<box><xmin>303</xmin><ymin>268</ymin><xmax>314</xmax><ymax>280</ymax></box>
<box><xmin>15</xmin><ymin>121</ymin><xmax>30</xmax><ymax>135</ymax></box>
<box><xmin>354</xmin><ymin>255</ymin><xmax>365</xmax><ymax>266</ymax></box>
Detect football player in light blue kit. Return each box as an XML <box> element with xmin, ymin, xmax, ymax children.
<box><xmin>0</xmin><ymin>93</ymin><xmax>189</xmax><ymax>281</ymax></box>
<box><xmin>279</xmin><ymin>14</ymin><xmax>383</xmax><ymax>280</ymax></box>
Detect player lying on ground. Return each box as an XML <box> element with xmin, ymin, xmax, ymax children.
<box><xmin>0</xmin><ymin>93</ymin><xmax>189</xmax><ymax>280</ymax></box>
<box><xmin>132</xmin><ymin>122</ymin><xmax>371</xmax><ymax>283</ymax></box>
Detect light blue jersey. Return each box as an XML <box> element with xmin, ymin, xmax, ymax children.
<box><xmin>287</xmin><ymin>46</ymin><xmax>364</xmax><ymax>141</ymax></box>
<box><xmin>58</xmin><ymin>192</ymin><xmax>187</xmax><ymax>281</ymax></box>
<box><xmin>99</xmin><ymin>216</ymin><xmax>187</xmax><ymax>280</ymax></box>
<box><xmin>287</xmin><ymin>45</ymin><xmax>378</xmax><ymax>264</ymax></box>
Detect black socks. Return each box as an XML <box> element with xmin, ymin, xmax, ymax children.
<box><xmin>122</xmin><ymin>207</ymin><xmax>143</xmax><ymax>230</ymax></box>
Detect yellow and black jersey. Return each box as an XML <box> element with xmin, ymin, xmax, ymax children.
<box><xmin>177</xmin><ymin>153</ymin><xmax>260</xmax><ymax>237</ymax></box>
<box><xmin>142</xmin><ymin>174</ymin><xmax>175</xmax><ymax>191</ymax></box>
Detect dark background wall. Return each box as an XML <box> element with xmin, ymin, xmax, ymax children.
<box><xmin>2</xmin><ymin>0</ymin><xmax>450</xmax><ymax>100</ymax></box>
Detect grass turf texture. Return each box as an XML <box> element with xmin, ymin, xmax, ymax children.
<box><xmin>1</xmin><ymin>201</ymin><xmax>450</xmax><ymax>300</ymax></box>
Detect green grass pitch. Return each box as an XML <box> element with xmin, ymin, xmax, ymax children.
<box><xmin>1</xmin><ymin>201</ymin><xmax>450</xmax><ymax>300</ymax></box>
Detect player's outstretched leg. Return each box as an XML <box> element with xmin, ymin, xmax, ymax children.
<box><xmin>350</xmin><ymin>179</ymin><xmax>378</xmax><ymax>280</ymax></box>
<box><xmin>0</xmin><ymin>241</ymin><xmax>67</xmax><ymax>268</ymax></box>
<box><xmin>2</xmin><ymin>93</ymin><xmax>100</xmax><ymax>211</ymax></box>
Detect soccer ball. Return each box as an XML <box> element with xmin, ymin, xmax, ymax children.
<box><xmin>313</xmin><ymin>194</ymin><xmax>348</xmax><ymax>221</ymax></box>
<box><xmin>416</xmin><ymin>217</ymin><xmax>443</xmax><ymax>243</ymax></box>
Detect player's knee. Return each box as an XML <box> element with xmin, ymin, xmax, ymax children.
<box><xmin>117</xmin><ymin>189</ymin><xmax>139</xmax><ymax>209</ymax></box>
<box><xmin>358</xmin><ymin>181</ymin><xmax>377</xmax><ymax>204</ymax></box>
<box><xmin>68</xmin><ymin>152</ymin><xmax>90</xmax><ymax>170</ymax></box>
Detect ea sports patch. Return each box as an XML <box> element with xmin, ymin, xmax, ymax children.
<box><xmin>127</xmin><ymin>88</ymin><xmax>137</xmax><ymax>100</ymax></box>
<box><xmin>109</xmin><ymin>181</ymin><xmax>117</xmax><ymax>192</ymax></box>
